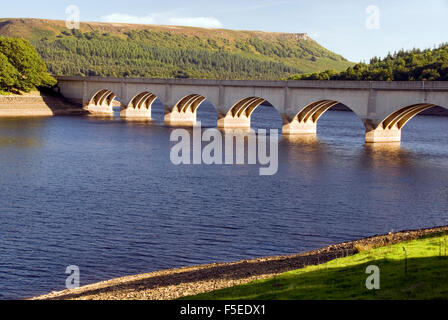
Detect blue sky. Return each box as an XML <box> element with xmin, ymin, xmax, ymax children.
<box><xmin>2</xmin><ymin>0</ymin><xmax>448</xmax><ymax>62</ymax></box>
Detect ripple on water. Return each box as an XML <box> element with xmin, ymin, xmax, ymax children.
<box><xmin>0</xmin><ymin>107</ymin><xmax>448</xmax><ymax>299</ymax></box>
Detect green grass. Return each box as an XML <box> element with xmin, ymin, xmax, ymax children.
<box><xmin>186</xmin><ymin>233</ymin><xmax>448</xmax><ymax>300</ymax></box>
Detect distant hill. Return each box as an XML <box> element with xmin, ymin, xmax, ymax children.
<box><xmin>0</xmin><ymin>18</ymin><xmax>353</xmax><ymax>80</ymax></box>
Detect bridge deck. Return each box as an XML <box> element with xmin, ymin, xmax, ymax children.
<box><xmin>55</xmin><ymin>76</ymin><xmax>448</xmax><ymax>91</ymax></box>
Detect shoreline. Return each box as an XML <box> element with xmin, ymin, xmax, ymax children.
<box><xmin>31</xmin><ymin>225</ymin><xmax>448</xmax><ymax>301</ymax></box>
<box><xmin>0</xmin><ymin>92</ymin><xmax>85</xmax><ymax>117</ymax></box>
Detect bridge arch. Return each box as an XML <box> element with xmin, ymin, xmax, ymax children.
<box><xmin>120</xmin><ymin>91</ymin><xmax>160</xmax><ymax>119</ymax></box>
<box><xmin>218</xmin><ymin>96</ymin><xmax>281</xmax><ymax>129</ymax></box>
<box><xmin>378</xmin><ymin>104</ymin><xmax>437</xmax><ymax>130</ymax></box>
<box><xmin>86</xmin><ymin>89</ymin><xmax>119</xmax><ymax>115</ymax></box>
<box><xmin>295</xmin><ymin>100</ymin><xmax>341</xmax><ymax>124</ymax></box>
<box><xmin>128</xmin><ymin>92</ymin><xmax>158</xmax><ymax>110</ymax></box>
<box><xmin>89</xmin><ymin>89</ymin><xmax>117</xmax><ymax>107</ymax></box>
<box><xmin>165</xmin><ymin>93</ymin><xmax>218</xmax><ymax>127</ymax></box>
<box><xmin>175</xmin><ymin>94</ymin><xmax>207</xmax><ymax>114</ymax></box>
<box><xmin>366</xmin><ymin>103</ymin><xmax>448</xmax><ymax>143</ymax></box>
<box><xmin>283</xmin><ymin>100</ymin><xmax>363</xmax><ymax>135</ymax></box>
<box><xmin>227</xmin><ymin>97</ymin><xmax>267</xmax><ymax>119</ymax></box>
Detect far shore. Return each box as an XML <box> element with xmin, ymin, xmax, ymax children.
<box><xmin>31</xmin><ymin>225</ymin><xmax>448</xmax><ymax>301</ymax></box>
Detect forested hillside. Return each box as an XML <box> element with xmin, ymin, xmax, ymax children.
<box><xmin>290</xmin><ymin>44</ymin><xmax>448</xmax><ymax>81</ymax></box>
<box><xmin>0</xmin><ymin>18</ymin><xmax>353</xmax><ymax>80</ymax></box>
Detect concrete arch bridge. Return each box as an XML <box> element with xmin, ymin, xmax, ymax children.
<box><xmin>56</xmin><ymin>76</ymin><xmax>448</xmax><ymax>143</ymax></box>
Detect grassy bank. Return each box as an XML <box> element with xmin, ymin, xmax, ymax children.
<box><xmin>186</xmin><ymin>232</ymin><xmax>448</xmax><ymax>300</ymax></box>
<box><xmin>33</xmin><ymin>226</ymin><xmax>448</xmax><ymax>300</ymax></box>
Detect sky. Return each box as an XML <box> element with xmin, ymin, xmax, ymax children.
<box><xmin>2</xmin><ymin>0</ymin><xmax>448</xmax><ymax>62</ymax></box>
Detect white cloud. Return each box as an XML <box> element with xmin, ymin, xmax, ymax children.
<box><xmin>309</xmin><ymin>32</ymin><xmax>320</xmax><ymax>39</ymax></box>
<box><xmin>219</xmin><ymin>0</ymin><xmax>292</xmax><ymax>14</ymax></box>
<box><xmin>100</xmin><ymin>13</ymin><xmax>223</xmax><ymax>29</ymax></box>
<box><xmin>101</xmin><ymin>14</ymin><xmax>156</xmax><ymax>25</ymax></box>
<box><xmin>168</xmin><ymin>17</ymin><xmax>223</xmax><ymax>29</ymax></box>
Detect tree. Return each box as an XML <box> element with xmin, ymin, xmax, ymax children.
<box><xmin>0</xmin><ymin>37</ymin><xmax>56</xmax><ymax>92</ymax></box>
<box><xmin>0</xmin><ymin>52</ymin><xmax>19</xmax><ymax>91</ymax></box>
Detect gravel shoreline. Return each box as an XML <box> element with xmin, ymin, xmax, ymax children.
<box><xmin>31</xmin><ymin>225</ymin><xmax>448</xmax><ymax>300</ymax></box>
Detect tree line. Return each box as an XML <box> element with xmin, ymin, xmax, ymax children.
<box><xmin>290</xmin><ymin>44</ymin><xmax>448</xmax><ymax>81</ymax></box>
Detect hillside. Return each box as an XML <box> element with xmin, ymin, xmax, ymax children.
<box><xmin>290</xmin><ymin>43</ymin><xmax>448</xmax><ymax>81</ymax></box>
<box><xmin>0</xmin><ymin>18</ymin><xmax>353</xmax><ymax>80</ymax></box>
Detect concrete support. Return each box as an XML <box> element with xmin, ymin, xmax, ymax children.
<box><xmin>56</xmin><ymin>77</ymin><xmax>448</xmax><ymax>145</ymax></box>
<box><xmin>282</xmin><ymin>119</ymin><xmax>317</xmax><ymax>135</ymax></box>
<box><xmin>164</xmin><ymin>108</ymin><xmax>197</xmax><ymax>127</ymax></box>
<box><xmin>217</xmin><ymin>114</ymin><xmax>251</xmax><ymax>129</ymax></box>
<box><xmin>120</xmin><ymin>107</ymin><xmax>151</xmax><ymax>119</ymax></box>
<box><xmin>85</xmin><ymin>104</ymin><xmax>113</xmax><ymax>115</ymax></box>
<box><xmin>281</xmin><ymin>101</ymin><xmax>338</xmax><ymax>135</ymax></box>
<box><xmin>121</xmin><ymin>92</ymin><xmax>158</xmax><ymax>120</ymax></box>
<box><xmin>365</xmin><ymin>127</ymin><xmax>402</xmax><ymax>143</ymax></box>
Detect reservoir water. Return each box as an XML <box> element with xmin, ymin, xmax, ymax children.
<box><xmin>1</xmin><ymin>103</ymin><xmax>448</xmax><ymax>299</ymax></box>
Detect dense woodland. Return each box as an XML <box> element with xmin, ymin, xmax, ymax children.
<box><xmin>27</xmin><ymin>28</ymin><xmax>351</xmax><ymax>80</ymax></box>
<box><xmin>290</xmin><ymin>44</ymin><xmax>448</xmax><ymax>81</ymax></box>
<box><xmin>34</xmin><ymin>31</ymin><xmax>299</xmax><ymax>79</ymax></box>
<box><xmin>0</xmin><ymin>37</ymin><xmax>56</xmax><ymax>94</ymax></box>
<box><xmin>0</xmin><ymin>19</ymin><xmax>352</xmax><ymax>80</ymax></box>
<box><xmin>33</xmin><ymin>28</ymin><xmax>448</xmax><ymax>82</ymax></box>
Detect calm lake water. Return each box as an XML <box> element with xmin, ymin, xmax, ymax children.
<box><xmin>1</xmin><ymin>102</ymin><xmax>448</xmax><ymax>299</ymax></box>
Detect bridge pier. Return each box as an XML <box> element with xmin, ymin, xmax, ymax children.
<box><xmin>217</xmin><ymin>114</ymin><xmax>251</xmax><ymax>129</ymax></box>
<box><xmin>120</xmin><ymin>107</ymin><xmax>152</xmax><ymax>119</ymax></box>
<box><xmin>85</xmin><ymin>104</ymin><xmax>114</xmax><ymax>116</ymax></box>
<box><xmin>56</xmin><ymin>77</ymin><xmax>448</xmax><ymax>145</ymax></box>
<box><xmin>121</xmin><ymin>92</ymin><xmax>157</xmax><ymax>120</ymax></box>
<box><xmin>164</xmin><ymin>108</ymin><xmax>197</xmax><ymax>127</ymax></box>
<box><xmin>282</xmin><ymin>118</ymin><xmax>317</xmax><ymax>135</ymax></box>
<box><xmin>365</xmin><ymin>127</ymin><xmax>402</xmax><ymax>143</ymax></box>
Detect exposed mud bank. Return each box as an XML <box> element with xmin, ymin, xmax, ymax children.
<box><xmin>0</xmin><ymin>93</ymin><xmax>85</xmax><ymax>117</ymax></box>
